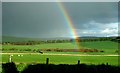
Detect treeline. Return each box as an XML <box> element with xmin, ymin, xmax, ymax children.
<box><xmin>2</xmin><ymin>40</ymin><xmax>71</xmax><ymax>45</ymax></box>
<box><xmin>2</xmin><ymin>62</ymin><xmax>120</xmax><ymax>73</ymax></box>
<box><xmin>2</xmin><ymin>47</ymin><xmax>105</xmax><ymax>53</ymax></box>
<box><xmin>2</xmin><ymin>37</ymin><xmax>120</xmax><ymax>45</ymax></box>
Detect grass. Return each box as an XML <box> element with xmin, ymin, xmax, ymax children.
<box><xmin>2</xmin><ymin>41</ymin><xmax>118</xmax><ymax>50</ymax></box>
<box><xmin>2</xmin><ymin>41</ymin><xmax>118</xmax><ymax>65</ymax></box>
<box><xmin>2</xmin><ymin>54</ymin><xmax>118</xmax><ymax>66</ymax></box>
<box><xmin>81</xmin><ymin>41</ymin><xmax>118</xmax><ymax>53</ymax></box>
<box><xmin>81</xmin><ymin>41</ymin><xmax>118</xmax><ymax>49</ymax></box>
<box><xmin>2</xmin><ymin>43</ymin><xmax>75</xmax><ymax>50</ymax></box>
<box><xmin>1</xmin><ymin>41</ymin><xmax>119</xmax><ymax>71</ymax></box>
<box><xmin>2</xmin><ymin>54</ymin><xmax>119</xmax><ymax>72</ymax></box>
<box><xmin>2</xmin><ymin>41</ymin><xmax>118</xmax><ymax>54</ymax></box>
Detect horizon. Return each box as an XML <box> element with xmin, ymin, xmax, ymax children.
<box><xmin>2</xmin><ymin>35</ymin><xmax>119</xmax><ymax>39</ymax></box>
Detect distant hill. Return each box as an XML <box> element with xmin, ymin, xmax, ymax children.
<box><xmin>2</xmin><ymin>36</ymin><xmax>42</xmax><ymax>42</ymax></box>
<box><xmin>2</xmin><ymin>36</ymin><xmax>71</xmax><ymax>42</ymax></box>
<box><xmin>2</xmin><ymin>36</ymin><xmax>118</xmax><ymax>42</ymax></box>
<box><xmin>78</xmin><ymin>36</ymin><xmax>117</xmax><ymax>39</ymax></box>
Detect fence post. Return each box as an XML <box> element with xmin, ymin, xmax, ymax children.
<box><xmin>46</xmin><ymin>58</ymin><xmax>49</xmax><ymax>65</ymax></box>
<box><xmin>78</xmin><ymin>60</ymin><xmax>80</xmax><ymax>65</ymax></box>
<box><xmin>106</xmin><ymin>62</ymin><xmax>108</xmax><ymax>65</ymax></box>
<box><xmin>9</xmin><ymin>55</ymin><xmax>12</xmax><ymax>63</ymax></box>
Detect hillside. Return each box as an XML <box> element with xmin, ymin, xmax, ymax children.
<box><xmin>2</xmin><ymin>36</ymin><xmax>119</xmax><ymax>43</ymax></box>
<box><xmin>2</xmin><ymin>36</ymin><xmax>72</xmax><ymax>42</ymax></box>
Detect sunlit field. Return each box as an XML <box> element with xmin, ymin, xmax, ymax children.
<box><xmin>2</xmin><ymin>41</ymin><xmax>118</xmax><ymax>54</ymax></box>
<box><xmin>2</xmin><ymin>41</ymin><xmax>119</xmax><ymax>64</ymax></box>
<box><xmin>2</xmin><ymin>54</ymin><xmax>118</xmax><ymax>65</ymax></box>
<box><xmin>1</xmin><ymin>40</ymin><xmax>119</xmax><ymax>71</ymax></box>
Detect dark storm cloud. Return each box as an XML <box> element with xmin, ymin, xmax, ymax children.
<box><xmin>3</xmin><ymin>2</ymin><xmax>69</xmax><ymax>37</ymax></box>
<box><xmin>2</xmin><ymin>2</ymin><xmax>118</xmax><ymax>38</ymax></box>
<box><xmin>2</xmin><ymin>0</ymin><xmax>120</xmax><ymax>2</ymax></box>
<box><xmin>63</xmin><ymin>2</ymin><xmax>118</xmax><ymax>29</ymax></box>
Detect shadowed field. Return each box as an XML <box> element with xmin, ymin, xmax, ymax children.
<box><xmin>2</xmin><ymin>62</ymin><xmax>120</xmax><ymax>73</ymax></box>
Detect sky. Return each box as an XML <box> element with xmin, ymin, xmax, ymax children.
<box><xmin>2</xmin><ymin>0</ymin><xmax>120</xmax><ymax>2</ymax></box>
<box><xmin>2</xmin><ymin>2</ymin><xmax>118</xmax><ymax>38</ymax></box>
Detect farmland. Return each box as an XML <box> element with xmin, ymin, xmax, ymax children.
<box><xmin>2</xmin><ymin>41</ymin><xmax>119</xmax><ymax>64</ymax></box>
<box><xmin>2</xmin><ymin>53</ymin><xmax>118</xmax><ymax>65</ymax></box>
<box><xmin>1</xmin><ymin>39</ymin><xmax>119</xmax><ymax>71</ymax></box>
<box><xmin>2</xmin><ymin>41</ymin><xmax>118</xmax><ymax>54</ymax></box>
<box><xmin>2</xmin><ymin>53</ymin><xmax>119</xmax><ymax>72</ymax></box>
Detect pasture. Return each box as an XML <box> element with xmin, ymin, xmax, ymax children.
<box><xmin>2</xmin><ymin>53</ymin><xmax>118</xmax><ymax>65</ymax></box>
<box><xmin>2</xmin><ymin>53</ymin><xmax>119</xmax><ymax>71</ymax></box>
<box><xmin>2</xmin><ymin>41</ymin><xmax>118</xmax><ymax>54</ymax></box>
<box><xmin>1</xmin><ymin>41</ymin><xmax>119</xmax><ymax>71</ymax></box>
<box><xmin>2</xmin><ymin>41</ymin><xmax>119</xmax><ymax>64</ymax></box>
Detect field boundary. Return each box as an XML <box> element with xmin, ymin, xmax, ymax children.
<box><xmin>1</xmin><ymin>53</ymin><xmax>119</xmax><ymax>56</ymax></box>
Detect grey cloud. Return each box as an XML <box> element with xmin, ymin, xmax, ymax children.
<box><xmin>2</xmin><ymin>2</ymin><xmax>118</xmax><ymax>38</ymax></box>
<box><xmin>0</xmin><ymin>2</ymin><xmax>2</xmax><ymax>36</ymax></box>
<box><xmin>2</xmin><ymin>0</ymin><xmax>120</xmax><ymax>2</ymax></box>
<box><xmin>3</xmin><ymin>2</ymin><xmax>70</xmax><ymax>38</ymax></box>
<box><xmin>63</xmin><ymin>2</ymin><xmax>118</xmax><ymax>29</ymax></box>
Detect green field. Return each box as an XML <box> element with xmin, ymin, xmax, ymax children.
<box><xmin>2</xmin><ymin>54</ymin><xmax>118</xmax><ymax>65</ymax></box>
<box><xmin>3</xmin><ymin>41</ymin><xmax>118</xmax><ymax>49</ymax></box>
<box><xmin>2</xmin><ymin>41</ymin><xmax>119</xmax><ymax>64</ymax></box>
<box><xmin>2</xmin><ymin>41</ymin><xmax>118</xmax><ymax>54</ymax></box>
<box><xmin>1</xmin><ymin>41</ymin><xmax>119</xmax><ymax>71</ymax></box>
<box><xmin>2</xmin><ymin>53</ymin><xmax>119</xmax><ymax>71</ymax></box>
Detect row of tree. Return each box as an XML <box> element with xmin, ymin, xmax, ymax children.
<box><xmin>2</xmin><ymin>37</ymin><xmax>120</xmax><ymax>45</ymax></box>
<box><xmin>2</xmin><ymin>40</ymin><xmax>72</xmax><ymax>45</ymax></box>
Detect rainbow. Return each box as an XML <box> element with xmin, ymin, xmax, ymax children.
<box><xmin>57</xmin><ymin>2</ymin><xmax>81</xmax><ymax>49</ymax></box>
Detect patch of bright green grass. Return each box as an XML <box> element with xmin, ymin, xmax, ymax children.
<box><xmin>2</xmin><ymin>41</ymin><xmax>118</xmax><ymax>54</ymax></box>
<box><xmin>2</xmin><ymin>54</ymin><xmax>118</xmax><ymax>66</ymax></box>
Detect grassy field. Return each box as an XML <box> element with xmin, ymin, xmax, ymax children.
<box><xmin>3</xmin><ymin>41</ymin><xmax>118</xmax><ymax>49</ymax></box>
<box><xmin>2</xmin><ymin>53</ymin><xmax>119</xmax><ymax>72</ymax></box>
<box><xmin>2</xmin><ymin>54</ymin><xmax>118</xmax><ymax>65</ymax></box>
<box><xmin>2</xmin><ymin>41</ymin><xmax>118</xmax><ymax>54</ymax></box>
<box><xmin>1</xmin><ymin>41</ymin><xmax>119</xmax><ymax>71</ymax></box>
<box><xmin>2</xmin><ymin>41</ymin><xmax>119</xmax><ymax>64</ymax></box>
